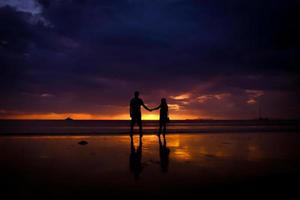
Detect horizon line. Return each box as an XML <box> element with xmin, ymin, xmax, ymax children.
<box><xmin>0</xmin><ymin>118</ymin><xmax>298</xmax><ymax>121</ymax></box>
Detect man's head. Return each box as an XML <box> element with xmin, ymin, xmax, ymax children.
<box><xmin>134</xmin><ymin>91</ymin><xmax>140</xmax><ymax>98</ymax></box>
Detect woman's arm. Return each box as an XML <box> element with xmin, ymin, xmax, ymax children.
<box><xmin>150</xmin><ymin>104</ymin><xmax>161</xmax><ymax>111</ymax></box>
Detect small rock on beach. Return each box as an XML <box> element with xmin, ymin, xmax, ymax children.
<box><xmin>78</xmin><ymin>141</ymin><xmax>88</xmax><ymax>145</ymax></box>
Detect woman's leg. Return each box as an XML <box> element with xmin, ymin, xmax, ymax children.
<box><xmin>163</xmin><ymin>122</ymin><xmax>167</xmax><ymax>137</ymax></box>
<box><xmin>158</xmin><ymin>121</ymin><xmax>162</xmax><ymax>135</ymax></box>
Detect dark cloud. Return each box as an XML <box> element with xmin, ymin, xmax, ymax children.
<box><xmin>0</xmin><ymin>0</ymin><xmax>299</xmax><ymax>119</ymax></box>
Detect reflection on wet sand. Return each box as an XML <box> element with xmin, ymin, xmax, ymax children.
<box><xmin>124</xmin><ymin>132</ymin><xmax>300</xmax><ymax>180</ymax></box>
<box><xmin>2</xmin><ymin>133</ymin><xmax>299</xmax><ymax>166</ymax></box>
<box><xmin>129</xmin><ymin>135</ymin><xmax>170</xmax><ymax>179</ymax></box>
<box><xmin>1</xmin><ymin>133</ymin><xmax>300</xmax><ymax>198</ymax></box>
<box><xmin>158</xmin><ymin>135</ymin><xmax>170</xmax><ymax>173</ymax></box>
<box><xmin>129</xmin><ymin>136</ymin><xmax>143</xmax><ymax>180</ymax></box>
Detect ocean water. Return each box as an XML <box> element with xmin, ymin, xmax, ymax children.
<box><xmin>0</xmin><ymin>120</ymin><xmax>299</xmax><ymax>135</ymax></box>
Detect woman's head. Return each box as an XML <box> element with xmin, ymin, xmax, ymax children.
<box><xmin>161</xmin><ymin>98</ymin><xmax>167</xmax><ymax>104</ymax></box>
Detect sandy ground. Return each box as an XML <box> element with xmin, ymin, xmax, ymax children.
<box><xmin>1</xmin><ymin>133</ymin><xmax>300</xmax><ymax>199</ymax></box>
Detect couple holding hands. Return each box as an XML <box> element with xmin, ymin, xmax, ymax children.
<box><xmin>130</xmin><ymin>91</ymin><xmax>169</xmax><ymax>137</ymax></box>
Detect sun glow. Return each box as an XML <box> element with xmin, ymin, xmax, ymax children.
<box><xmin>170</xmin><ymin>93</ymin><xmax>191</xmax><ymax>100</ymax></box>
<box><xmin>0</xmin><ymin>112</ymin><xmax>200</xmax><ymax>120</ymax></box>
<box><xmin>142</xmin><ymin>114</ymin><xmax>159</xmax><ymax>120</ymax></box>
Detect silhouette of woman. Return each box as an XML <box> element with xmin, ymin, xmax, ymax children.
<box><xmin>151</xmin><ymin>98</ymin><xmax>169</xmax><ymax>136</ymax></box>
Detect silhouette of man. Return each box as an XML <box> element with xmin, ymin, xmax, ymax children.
<box><xmin>130</xmin><ymin>91</ymin><xmax>151</xmax><ymax>137</ymax></box>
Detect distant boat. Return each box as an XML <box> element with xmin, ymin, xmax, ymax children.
<box><xmin>65</xmin><ymin>117</ymin><xmax>74</xmax><ymax>121</ymax></box>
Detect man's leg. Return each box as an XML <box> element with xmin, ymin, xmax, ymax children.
<box><xmin>130</xmin><ymin>119</ymin><xmax>135</xmax><ymax>137</ymax></box>
<box><xmin>137</xmin><ymin>119</ymin><xmax>143</xmax><ymax>137</ymax></box>
<box><xmin>130</xmin><ymin>135</ymin><xmax>135</xmax><ymax>151</ymax></box>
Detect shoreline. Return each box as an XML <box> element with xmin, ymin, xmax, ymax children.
<box><xmin>1</xmin><ymin>129</ymin><xmax>299</xmax><ymax>136</ymax></box>
<box><xmin>1</xmin><ymin>119</ymin><xmax>299</xmax><ymax>136</ymax></box>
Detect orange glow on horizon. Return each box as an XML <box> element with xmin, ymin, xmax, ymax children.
<box><xmin>0</xmin><ymin>112</ymin><xmax>200</xmax><ymax>120</ymax></box>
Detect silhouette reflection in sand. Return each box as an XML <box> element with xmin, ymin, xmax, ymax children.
<box><xmin>158</xmin><ymin>134</ymin><xmax>170</xmax><ymax>173</ymax></box>
<box><xmin>129</xmin><ymin>135</ymin><xmax>143</xmax><ymax>180</ymax></box>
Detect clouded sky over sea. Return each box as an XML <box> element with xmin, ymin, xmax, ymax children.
<box><xmin>0</xmin><ymin>0</ymin><xmax>299</xmax><ymax>119</ymax></box>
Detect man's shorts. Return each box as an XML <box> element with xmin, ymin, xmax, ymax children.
<box><xmin>131</xmin><ymin>115</ymin><xmax>142</xmax><ymax>125</ymax></box>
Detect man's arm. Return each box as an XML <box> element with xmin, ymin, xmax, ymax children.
<box><xmin>141</xmin><ymin>100</ymin><xmax>151</xmax><ymax>111</ymax></box>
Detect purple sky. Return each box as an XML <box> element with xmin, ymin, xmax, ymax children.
<box><xmin>0</xmin><ymin>0</ymin><xmax>299</xmax><ymax>119</ymax></box>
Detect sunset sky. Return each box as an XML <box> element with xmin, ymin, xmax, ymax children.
<box><xmin>0</xmin><ymin>0</ymin><xmax>299</xmax><ymax>120</ymax></box>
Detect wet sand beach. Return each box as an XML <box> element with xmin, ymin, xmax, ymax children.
<box><xmin>1</xmin><ymin>132</ymin><xmax>300</xmax><ymax>199</ymax></box>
